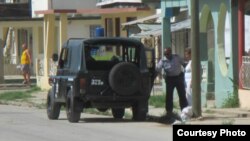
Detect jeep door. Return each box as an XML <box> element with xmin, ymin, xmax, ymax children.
<box><xmin>56</xmin><ymin>47</ymin><xmax>70</xmax><ymax>99</ymax></box>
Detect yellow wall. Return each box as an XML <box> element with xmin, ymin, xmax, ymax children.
<box><xmin>101</xmin><ymin>10</ymin><xmax>155</xmax><ymax>37</ymax></box>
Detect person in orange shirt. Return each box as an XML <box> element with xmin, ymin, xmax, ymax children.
<box><xmin>20</xmin><ymin>43</ymin><xmax>32</xmax><ymax>85</ymax></box>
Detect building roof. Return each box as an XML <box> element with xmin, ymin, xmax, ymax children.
<box><xmin>121</xmin><ymin>13</ymin><xmax>161</xmax><ymax>26</ymax></box>
<box><xmin>130</xmin><ymin>18</ymin><xmax>191</xmax><ymax>38</ymax></box>
<box><xmin>35</xmin><ymin>7</ymin><xmax>150</xmax><ymax>15</ymax></box>
<box><xmin>35</xmin><ymin>9</ymin><xmax>77</xmax><ymax>14</ymax></box>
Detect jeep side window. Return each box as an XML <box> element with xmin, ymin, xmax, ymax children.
<box><xmin>69</xmin><ymin>45</ymin><xmax>82</xmax><ymax>72</ymax></box>
<box><xmin>85</xmin><ymin>47</ymin><xmax>95</xmax><ymax>62</ymax></box>
<box><xmin>123</xmin><ymin>46</ymin><xmax>138</xmax><ymax>64</ymax></box>
<box><xmin>145</xmin><ymin>51</ymin><xmax>153</xmax><ymax>68</ymax></box>
<box><xmin>122</xmin><ymin>46</ymin><xmax>128</xmax><ymax>61</ymax></box>
<box><xmin>58</xmin><ymin>48</ymin><xmax>68</xmax><ymax>68</ymax></box>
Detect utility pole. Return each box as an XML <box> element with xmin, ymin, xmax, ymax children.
<box><xmin>191</xmin><ymin>0</ymin><xmax>201</xmax><ymax>117</ymax></box>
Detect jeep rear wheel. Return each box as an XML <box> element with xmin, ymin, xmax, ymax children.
<box><xmin>132</xmin><ymin>101</ymin><xmax>148</xmax><ymax>121</ymax></box>
<box><xmin>47</xmin><ymin>88</ymin><xmax>61</xmax><ymax>120</ymax></box>
<box><xmin>109</xmin><ymin>62</ymin><xmax>141</xmax><ymax>95</ymax></box>
<box><xmin>66</xmin><ymin>90</ymin><xmax>82</xmax><ymax>123</ymax></box>
<box><xmin>111</xmin><ymin>108</ymin><xmax>125</xmax><ymax>119</ymax></box>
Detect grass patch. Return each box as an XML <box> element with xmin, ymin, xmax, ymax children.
<box><xmin>149</xmin><ymin>94</ymin><xmax>165</xmax><ymax>108</ymax></box>
<box><xmin>221</xmin><ymin>93</ymin><xmax>239</xmax><ymax>108</ymax></box>
<box><xmin>149</xmin><ymin>94</ymin><xmax>179</xmax><ymax>109</ymax></box>
<box><xmin>221</xmin><ymin>77</ymin><xmax>239</xmax><ymax>108</ymax></box>
<box><xmin>0</xmin><ymin>86</ymin><xmax>41</xmax><ymax>101</ymax></box>
<box><xmin>26</xmin><ymin>86</ymin><xmax>41</xmax><ymax>93</ymax></box>
<box><xmin>0</xmin><ymin>91</ymin><xmax>32</xmax><ymax>101</ymax></box>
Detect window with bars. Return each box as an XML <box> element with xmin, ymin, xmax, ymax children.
<box><xmin>171</xmin><ymin>28</ymin><xmax>190</xmax><ymax>57</ymax></box>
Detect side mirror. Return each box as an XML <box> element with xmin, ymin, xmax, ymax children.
<box><xmin>52</xmin><ymin>53</ymin><xmax>58</xmax><ymax>62</ymax></box>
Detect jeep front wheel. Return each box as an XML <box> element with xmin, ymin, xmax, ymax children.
<box><xmin>47</xmin><ymin>88</ymin><xmax>61</xmax><ymax>120</ymax></box>
<box><xmin>109</xmin><ymin>62</ymin><xmax>141</xmax><ymax>95</ymax></box>
<box><xmin>66</xmin><ymin>90</ymin><xmax>82</xmax><ymax>123</ymax></box>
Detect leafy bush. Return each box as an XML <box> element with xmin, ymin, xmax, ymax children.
<box><xmin>221</xmin><ymin>78</ymin><xmax>239</xmax><ymax>108</ymax></box>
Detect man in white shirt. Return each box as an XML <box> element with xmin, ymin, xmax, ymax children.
<box><xmin>156</xmin><ymin>47</ymin><xmax>188</xmax><ymax>119</ymax></box>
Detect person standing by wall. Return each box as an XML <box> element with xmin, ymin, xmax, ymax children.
<box><xmin>156</xmin><ymin>47</ymin><xmax>188</xmax><ymax>119</ymax></box>
<box><xmin>184</xmin><ymin>48</ymin><xmax>192</xmax><ymax>106</ymax></box>
<box><xmin>20</xmin><ymin>43</ymin><xmax>32</xmax><ymax>85</ymax></box>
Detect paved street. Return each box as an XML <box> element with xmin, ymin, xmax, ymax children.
<box><xmin>1</xmin><ymin>81</ymin><xmax>250</xmax><ymax>141</ymax></box>
<box><xmin>0</xmin><ymin>105</ymin><xmax>171</xmax><ymax>141</ymax></box>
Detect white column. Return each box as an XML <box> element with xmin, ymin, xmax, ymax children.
<box><xmin>59</xmin><ymin>13</ymin><xmax>68</xmax><ymax>52</ymax></box>
<box><xmin>44</xmin><ymin>14</ymin><xmax>55</xmax><ymax>77</ymax></box>
<box><xmin>32</xmin><ymin>26</ymin><xmax>39</xmax><ymax>76</ymax></box>
<box><xmin>0</xmin><ymin>27</ymin><xmax>5</xmax><ymax>83</ymax></box>
<box><xmin>0</xmin><ymin>39</ymin><xmax>4</xmax><ymax>83</ymax></box>
<box><xmin>37</xmin><ymin>14</ymin><xmax>56</xmax><ymax>90</ymax></box>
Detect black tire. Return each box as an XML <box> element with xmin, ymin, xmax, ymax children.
<box><xmin>111</xmin><ymin>108</ymin><xmax>125</xmax><ymax>119</ymax></box>
<box><xmin>47</xmin><ymin>88</ymin><xmax>61</xmax><ymax>120</ymax></box>
<box><xmin>66</xmin><ymin>90</ymin><xmax>81</xmax><ymax>123</ymax></box>
<box><xmin>109</xmin><ymin>62</ymin><xmax>141</xmax><ymax>95</ymax></box>
<box><xmin>132</xmin><ymin>101</ymin><xmax>148</xmax><ymax>121</ymax></box>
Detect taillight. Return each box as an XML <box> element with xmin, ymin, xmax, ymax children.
<box><xmin>79</xmin><ymin>78</ymin><xmax>86</xmax><ymax>94</ymax></box>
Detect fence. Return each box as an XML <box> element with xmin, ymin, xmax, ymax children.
<box><xmin>240</xmin><ymin>56</ymin><xmax>250</xmax><ymax>89</ymax></box>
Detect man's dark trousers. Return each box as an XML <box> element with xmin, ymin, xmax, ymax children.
<box><xmin>165</xmin><ymin>72</ymin><xmax>188</xmax><ymax>114</ymax></box>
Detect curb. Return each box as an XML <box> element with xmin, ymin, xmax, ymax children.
<box><xmin>205</xmin><ymin>108</ymin><xmax>250</xmax><ymax>118</ymax></box>
<box><xmin>0</xmin><ymin>83</ymin><xmax>34</xmax><ymax>90</ymax></box>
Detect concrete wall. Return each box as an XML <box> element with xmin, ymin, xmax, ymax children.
<box><xmin>199</xmin><ymin>0</ymin><xmax>237</xmax><ymax>108</ymax></box>
<box><xmin>31</xmin><ymin>0</ymin><xmax>97</xmax><ymax>18</ymax></box>
<box><xmin>239</xmin><ymin>89</ymin><xmax>250</xmax><ymax>108</ymax></box>
<box><xmin>51</xmin><ymin>0</ymin><xmax>97</xmax><ymax>9</ymax></box>
<box><xmin>31</xmin><ymin>0</ymin><xmax>49</xmax><ymax>17</ymax></box>
<box><xmin>67</xmin><ymin>19</ymin><xmax>101</xmax><ymax>38</ymax></box>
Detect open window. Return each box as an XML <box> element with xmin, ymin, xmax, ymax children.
<box><xmin>145</xmin><ymin>47</ymin><xmax>155</xmax><ymax>70</ymax></box>
<box><xmin>58</xmin><ymin>48</ymin><xmax>68</xmax><ymax>69</ymax></box>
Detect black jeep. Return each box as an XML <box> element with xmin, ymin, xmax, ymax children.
<box><xmin>47</xmin><ymin>37</ymin><xmax>155</xmax><ymax>122</ymax></box>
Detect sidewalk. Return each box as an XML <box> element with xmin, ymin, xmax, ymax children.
<box><xmin>147</xmin><ymin>106</ymin><xmax>250</xmax><ymax>125</ymax></box>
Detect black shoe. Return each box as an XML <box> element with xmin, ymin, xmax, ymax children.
<box><xmin>167</xmin><ymin>112</ymin><xmax>182</xmax><ymax>121</ymax></box>
<box><xmin>159</xmin><ymin>114</ymin><xmax>176</xmax><ymax>124</ymax></box>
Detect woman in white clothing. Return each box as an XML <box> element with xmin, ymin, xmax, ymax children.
<box><xmin>184</xmin><ymin>48</ymin><xmax>192</xmax><ymax>106</ymax></box>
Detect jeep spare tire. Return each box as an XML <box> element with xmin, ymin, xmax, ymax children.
<box><xmin>109</xmin><ymin>62</ymin><xmax>141</xmax><ymax>95</ymax></box>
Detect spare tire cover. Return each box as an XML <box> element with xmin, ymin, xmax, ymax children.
<box><xmin>109</xmin><ymin>62</ymin><xmax>141</xmax><ymax>95</ymax></box>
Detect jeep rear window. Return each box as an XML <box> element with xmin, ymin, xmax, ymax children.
<box><xmin>86</xmin><ymin>45</ymin><xmax>138</xmax><ymax>62</ymax></box>
<box><xmin>85</xmin><ymin>44</ymin><xmax>139</xmax><ymax>70</ymax></box>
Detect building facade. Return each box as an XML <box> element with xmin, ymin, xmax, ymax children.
<box><xmin>159</xmin><ymin>0</ymin><xmax>250</xmax><ymax>108</ymax></box>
